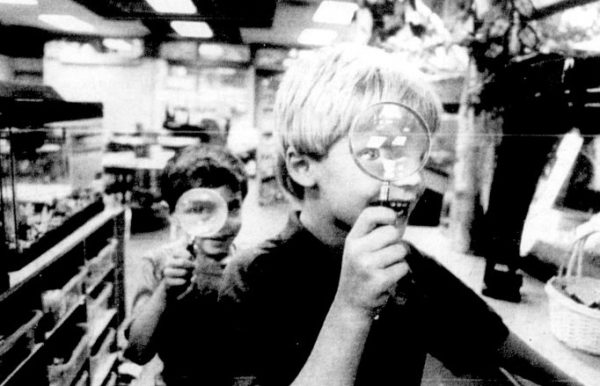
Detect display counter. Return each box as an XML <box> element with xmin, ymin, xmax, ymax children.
<box><xmin>405</xmin><ymin>226</ymin><xmax>600</xmax><ymax>386</ymax></box>
<box><xmin>102</xmin><ymin>149</ymin><xmax>174</xmax><ymax>171</ymax></box>
<box><xmin>102</xmin><ymin>151</ymin><xmax>174</xmax><ymax>232</ymax></box>
<box><xmin>0</xmin><ymin>207</ymin><xmax>126</xmax><ymax>386</ymax></box>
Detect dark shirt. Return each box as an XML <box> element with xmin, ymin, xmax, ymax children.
<box><xmin>157</xmin><ymin>289</ymin><xmax>228</xmax><ymax>386</ymax></box>
<box><xmin>125</xmin><ymin>244</ymin><xmax>231</xmax><ymax>386</ymax></box>
<box><xmin>221</xmin><ymin>212</ymin><xmax>510</xmax><ymax>386</ymax></box>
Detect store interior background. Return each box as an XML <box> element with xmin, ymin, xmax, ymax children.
<box><xmin>2</xmin><ymin>0</ymin><xmax>600</xmax><ymax>385</ymax></box>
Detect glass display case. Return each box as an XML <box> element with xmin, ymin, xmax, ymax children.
<box><xmin>0</xmin><ymin>81</ymin><xmax>104</xmax><ymax>272</ymax></box>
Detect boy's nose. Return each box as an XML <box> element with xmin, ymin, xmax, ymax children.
<box><xmin>373</xmin><ymin>172</ymin><xmax>423</xmax><ymax>203</ymax></box>
<box><xmin>222</xmin><ymin>214</ymin><xmax>242</xmax><ymax>233</ymax></box>
<box><xmin>390</xmin><ymin>171</ymin><xmax>422</xmax><ymax>189</ymax></box>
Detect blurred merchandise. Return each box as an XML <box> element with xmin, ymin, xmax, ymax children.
<box><xmin>87</xmin><ymin>282</ymin><xmax>114</xmax><ymax>327</ymax></box>
<box><xmin>90</xmin><ymin>328</ymin><xmax>116</xmax><ymax>381</ymax></box>
<box><xmin>0</xmin><ymin>206</ymin><xmax>126</xmax><ymax>385</ymax></box>
<box><xmin>256</xmin><ymin>131</ymin><xmax>285</xmax><ymax>206</ymax></box>
<box><xmin>85</xmin><ymin>238</ymin><xmax>118</xmax><ymax>289</ymax></box>
<box><xmin>0</xmin><ymin>82</ymin><xmax>104</xmax><ymax>272</ymax></box>
<box><xmin>254</xmin><ymin>71</ymin><xmax>285</xmax><ymax>206</ymax></box>
<box><xmin>41</xmin><ymin>268</ymin><xmax>88</xmax><ymax>331</ymax></box>
<box><xmin>227</xmin><ymin>125</ymin><xmax>259</xmax><ymax>177</ymax></box>
<box><xmin>102</xmin><ymin>145</ymin><xmax>172</xmax><ymax>233</ymax></box>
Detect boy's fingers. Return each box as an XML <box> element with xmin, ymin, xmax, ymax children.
<box><xmin>168</xmin><ymin>259</ymin><xmax>195</xmax><ymax>269</ymax></box>
<box><xmin>166</xmin><ymin>239</ymin><xmax>194</xmax><ymax>258</ymax></box>
<box><xmin>384</xmin><ymin>260</ymin><xmax>410</xmax><ymax>281</ymax></box>
<box><xmin>359</xmin><ymin>225</ymin><xmax>403</xmax><ymax>250</ymax></box>
<box><xmin>348</xmin><ymin>207</ymin><xmax>397</xmax><ymax>239</ymax></box>
<box><xmin>347</xmin><ymin>226</ymin><xmax>402</xmax><ymax>265</ymax></box>
<box><xmin>163</xmin><ymin>266</ymin><xmax>193</xmax><ymax>279</ymax></box>
<box><xmin>165</xmin><ymin>277</ymin><xmax>188</xmax><ymax>287</ymax></box>
<box><xmin>170</xmin><ymin>248</ymin><xmax>193</xmax><ymax>261</ymax></box>
<box><xmin>371</xmin><ymin>243</ymin><xmax>409</xmax><ymax>269</ymax></box>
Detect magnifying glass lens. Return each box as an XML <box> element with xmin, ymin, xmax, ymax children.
<box><xmin>173</xmin><ymin>188</ymin><xmax>228</xmax><ymax>238</ymax></box>
<box><xmin>350</xmin><ymin>102</ymin><xmax>431</xmax><ymax>182</ymax></box>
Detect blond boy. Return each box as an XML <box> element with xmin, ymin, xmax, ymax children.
<box><xmin>221</xmin><ymin>44</ymin><xmax>579</xmax><ymax>386</ymax></box>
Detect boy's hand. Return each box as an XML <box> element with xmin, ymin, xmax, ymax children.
<box><xmin>335</xmin><ymin>206</ymin><xmax>410</xmax><ymax>318</ymax></box>
<box><xmin>162</xmin><ymin>242</ymin><xmax>195</xmax><ymax>298</ymax></box>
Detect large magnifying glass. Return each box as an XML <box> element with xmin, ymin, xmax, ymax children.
<box><xmin>171</xmin><ymin>188</ymin><xmax>228</xmax><ymax>299</ymax></box>
<box><xmin>349</xmin><ymin>102</ymin><xmax>432</xmax><ymax>310</ymax></box>
<box><xmin>349</xmin><ymin>102</ymin><xmax>431</xmax><ymax>214</ymax></box>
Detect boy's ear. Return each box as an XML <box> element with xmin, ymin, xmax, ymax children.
<box><xmin>285</xmin><ymin>147</ymin><xmax>317</xmax><ymax>188</ymax></box>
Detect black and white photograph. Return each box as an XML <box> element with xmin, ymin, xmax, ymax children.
<box><xmin>1</xmin><ymin>1</ymin><xmax>599</xmax><ymax>385</ymax></box>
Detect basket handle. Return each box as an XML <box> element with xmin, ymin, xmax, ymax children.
<box><xmin>563</xmin><ymin>229</ymin><xmax>600</xmax><ymax>279</ymax></box>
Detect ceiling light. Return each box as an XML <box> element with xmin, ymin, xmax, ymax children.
<box><xmin>146</xmin><ymin>0</ymin><xmax>196</xmax><ymax>14</ymax></box>
<box><xmin>313</xmin><ymin>1</ymin><xmax>358</xmax><ymax>25</ymax></box>
<box><xmin>297</xmin><ymin>28</ymin><xmax>338</xmax><ymax>46</ymax></box>
<box><xmin>0</xmin><ymin>0</ymin><xmax>37</xmax><ymax>4</ymax></box>
<box><xmin>38</xmin><ymin>14</ymin><xmax>95</xmax><ymax>33</ymax></box>
<box><xmin>171</xmin><ymin>21</ymin><xmax>213</xmax><ymax>38</ymax></box>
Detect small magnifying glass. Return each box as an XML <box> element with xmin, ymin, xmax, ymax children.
<box><xmin>349</xmin><ymin>102</ymin><xmax>431</xmax><ymax>215</ymax></box>
<box><xmin>171</xmin><ymin>188</ymin><xmax>228</xmax><ymax>299</ymax></box>
<box><xmin>172</xmin><ymin>188</ymin><xmax>228</xmax><ymax>245</ymax></box>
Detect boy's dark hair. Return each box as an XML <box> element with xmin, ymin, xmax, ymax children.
<box><xmin>160</xmin><ymin>143</ymin><xmax>248</xmax><ymax>213</ymax></box>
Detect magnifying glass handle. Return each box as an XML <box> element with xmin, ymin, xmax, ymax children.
<box><xmin>371</xmin><ymin>182</ymin><xmax>392</xmax><ymax>209</ymax></box>
<box><xmin>175</xmin><ymin>238</ymin><xmax>197</xmax><ymax>300</ymax></box>
<box><xmin>176</xmin><ymin>283</ymin><xmax>195</xmax><ymax>300</ymax></box>
<box><xmin>379</xmin><ymin>181</ymin><xmax>390</xmax><ymax>202</ymax></box>
<box><xmin>177</xmin><ymin>265</ymin><xmax>197</xmax><ymax>300</ymax></box>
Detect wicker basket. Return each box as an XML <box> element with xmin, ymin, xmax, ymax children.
<box><xmin>545</xmin><ymin>230</ymin><xmax>600</xmax><ymax>355</ymax></box>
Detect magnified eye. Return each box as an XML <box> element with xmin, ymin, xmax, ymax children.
<box><xmin>187</xmin><ymin>201</ymin><xmax>216</xmax><ymax>218</ymax></box>
<box><xmin>349</xmin><ymin>102</ymin><xmax>431</xmax><ymax>182</ymax></box>
<box><xmin>357</xmin><ymin>147</ymin><xmax>380</xmax><ymax>161</ymax></box>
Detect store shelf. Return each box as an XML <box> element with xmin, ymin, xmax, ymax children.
<box><xmin>4</xmin><ymin>208</ymin><xmax>123</xmax><ymax>297</ymax></box>
<box><xmin>86</xmin><ymin>263</ymin><xmax>116</xmax><ymax>296</ymax></box>
<box><xmin>0</xmin><ymin>208</ymin><xmax>126</xmax><ymax>386</ymax></box>
<box><xmin>93</xmin><ymin>328</ymin><xmax>115</xmax><ymax>360</ymax></box>
<box><xmin>104</xmin><ymin>372</ymin><xmax>117</xmax><ymax>386</ymax></box>
<box><xmin>47</xmin><ymin>333</ymin><xmax>89</xmax><ymax>386</ymax></box>
<box><xmin>4</xmin><ymin>198</ymin><xmax>105</xmax><ymax>273</ymax></box>
<box><xmin>45</xmin><ymin>298</ymin><xmax>85</xmax><ymax>340</ymax></box>
<box><xmin>73</xmin><ymin>371</ymin><xmax>89</xmax><ymax>386</ymax></box>
<box><xmin>0</xmin><ymin>81</ymin><xmax>102</xmax><ymax>127</ymax></box>
<box><xmin>89</xmin><ymin>309</ymin><xmax>117</xmax><ymax>352</ymax></box>
<box><xmin>0</xmin><ymin>343</ymin><xmax>42</xmax><ymax>386</ymax></box>
<box><xmin>91</xmin><ymin>353</ymin><xmax>118</xmax><ymax>386</ymax></box>
<box><xmin>1</xmin><ymin>300</ymin><xmax>85</xmax><ymax>386</ymax></box>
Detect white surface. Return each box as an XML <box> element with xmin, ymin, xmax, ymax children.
<box><xmin>405</xmin><ymin>226</ymin><xmax>600</xmax><ymax>386</ymax></box>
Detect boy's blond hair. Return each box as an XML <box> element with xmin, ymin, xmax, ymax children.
<box><xmin>274</xmin><ymin>44</ymin><xmax>442</xmax><ymax>200</ymax></box>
